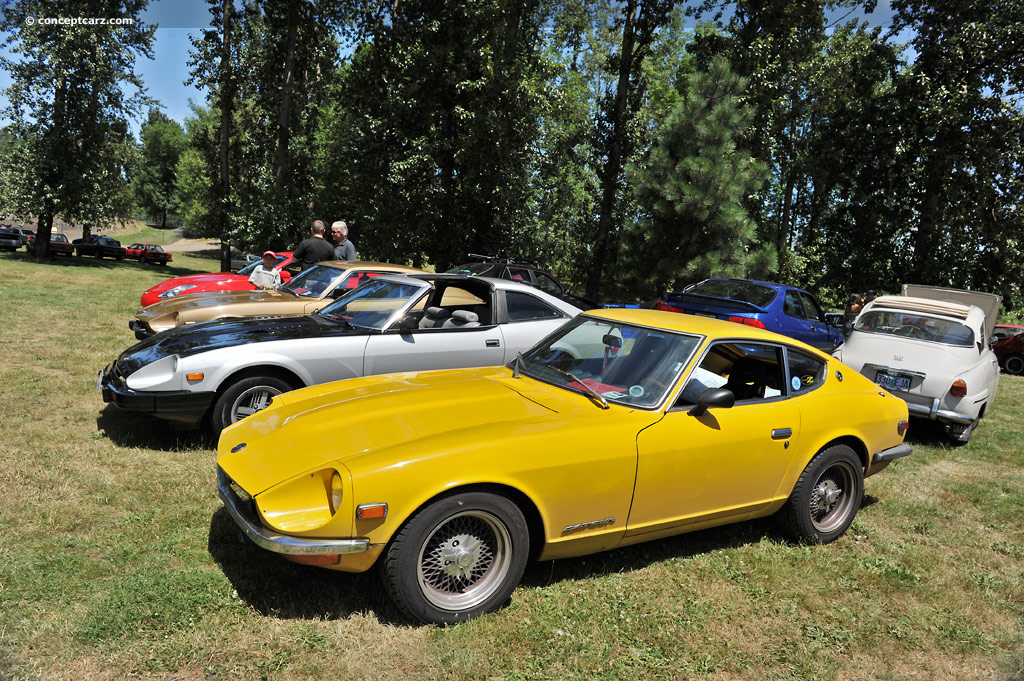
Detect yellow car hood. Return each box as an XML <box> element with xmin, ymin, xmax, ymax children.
<box><xmin>218</xmin><ymin>367</ymin><xmax>575</xmax><ymax>495</ymax></box>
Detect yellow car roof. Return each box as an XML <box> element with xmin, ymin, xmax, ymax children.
<box><xmin>584</xmin><ymin>308</ymin><xmax>823</xmax><ymax>352</ymax></box>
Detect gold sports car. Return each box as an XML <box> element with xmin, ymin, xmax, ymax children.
<box><xmin>217</xmin><ymin>309</ymin><xmax>912</xmax><ymax>624</ymax></box>
<box><xmin>129</xmin><ymin>261</ymin><xmax>424</xmax><ymax>339</ymax></box>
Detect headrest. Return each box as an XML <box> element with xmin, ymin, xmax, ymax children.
<box><xmin>426</xmin><ymin>307</ymin><xmax>450</xmax><ymax>318</ymax></box>
<box><xmin>451</xmin><ymin>310</ymin><xmax>479</xmax><ymax>323</ymax></box>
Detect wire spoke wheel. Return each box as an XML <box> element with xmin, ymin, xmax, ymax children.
<box><xmin>417</xmin><ymin>510</ymin><xmax>512</xmax><ymax>611</ymax></box>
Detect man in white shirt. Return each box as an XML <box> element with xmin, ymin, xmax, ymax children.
<box><xmin>248</xmin><ymin>251</ymin><xmax>283</xmax><ymax>290</ymax></box>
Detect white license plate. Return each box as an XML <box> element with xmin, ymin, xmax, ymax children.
<box><xmin>875</xmin><ymin>371</ymin><xmax>911</xmax><ymax>392</ymax></box>
<box><xmin>692</xmin><ymin>312</ymin><xmax>716</xmax><ymax>319</ymax></box>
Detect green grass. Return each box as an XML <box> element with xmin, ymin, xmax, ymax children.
<box><xmin>1</xmin><ymin>251</ymin><xmax>1023</xmax><ymax>680</ymax></box>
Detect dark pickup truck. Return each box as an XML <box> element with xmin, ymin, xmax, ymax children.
<box><xmin>73</xmin><ymin>235</ymin><xmax>126</xmax><ymax>260</ymax></box>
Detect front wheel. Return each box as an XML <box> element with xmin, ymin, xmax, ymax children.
<box><xmin>1004</xmin><ymin>354</ymin><xmax>1024</xmax><ymax>375</ymax></box>
<box><xmin>381</xmin><ymin>492</ymin><xmax>529</xmax><ymax>625</ymax></box>
<box><xmin>210</xmin><ymin>375</ymin><xmax>296</xmax><ymax>434</ymax></box>
<box><xmin>782</xmin><ymin>444</ymin><xmax>863</xmax><ymax>543</ymax></box>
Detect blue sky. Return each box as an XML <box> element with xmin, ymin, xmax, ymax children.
<box><xmin>1</xmin><ymin>0</ymin><xmax>902</xmax><ymax>135</ymax></box>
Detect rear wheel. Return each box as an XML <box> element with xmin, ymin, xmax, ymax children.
<box><xmin>210</xmin><ymin>375</ymin><xmax>296</xmax><ymax>434</ymax></box>
<box><xmin>1004</xmin><ymin>354</ymin><xmax>1024</xmax><ymax>375</ymax></box>
<box><xmin>381</xmin><ymin>492</ymin><xmax>529</xmax><ymax>625</ymax></box>
<box><xmin>782</xmin><ymin>444</ymin><xmax>863</xmax><ymax>543</ymax></box>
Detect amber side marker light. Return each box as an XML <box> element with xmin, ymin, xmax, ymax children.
<box><xmin>950</xmin><ymin>380</ymin><xmax>967</xmax><ymax>398</ymax></box>
<box><xmin>898</xmin><ymin>420</ymin><xmax>909</xmax><ymax>436</ymax></box>
<box><xmin>356</xmin><ymin>503</ymin><xmax>388</xmax><ymax>520</ymax></box>
<box><xmin>186</xmin><ymin>372</ymin><xmax>204</xmax><ymax>381</ymax></box>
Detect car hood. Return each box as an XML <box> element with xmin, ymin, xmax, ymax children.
<box><xmin>153</xmin><ymin>273</ymin><xmax>245</xmax><ymax>290</ymax></box>
<box><xmin>116</xmin><ymin>315</ymin><xmax>363</xmax><ymax>375</ymax></box>
<box><xmin>137</xmin><ymin>288</ymin><xmax>308</xmax><ymax>320</ymax></box>
<box><xmin>217</xmin><ymin>367</ymin><xmax>652</xmax><ymax>496</ymax></box>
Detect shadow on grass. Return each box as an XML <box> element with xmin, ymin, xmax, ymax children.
<box><xmin>903</xmin><ymin>419</ymin><xmax>959</xmax><ymax>449</ymax></box>
<box><xmin>206</xmin><ymin>507</ymin><xmax>404</xmax><ymax>624</ymax></box>
<box><xmin>97</xmin><ymin>404</ymin><xmax>213</xmax><ymax>451</ymax></box>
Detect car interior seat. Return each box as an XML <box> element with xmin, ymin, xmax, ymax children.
<box><xmin>441</xmin><ymin>310</ymin><xmax>481</xmax><ymax>328</ymax></box>
<box><xmin>724</xmin><ymin>357</ymin><xmax>767</xmax><ymax>400</ymax></box>
<box><xmin>419</xmin><ymin>307</ymin><xmax>451</xmax><ymax>328</ymax></box>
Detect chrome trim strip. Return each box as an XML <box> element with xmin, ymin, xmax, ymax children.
<box><xmin>863</xmin><ymin>363</ymin><xmax>927</xmax><ymax>379</ymax></box>
<box><xmin>873</xmin><ymin>443</ymin><xmax>913</xmax><ymax>463</ymax></box>
<box><xmin>905</xmin><ymin>401</ymin><xmax>974</xmax><ymax>425</ymax></box>
<box><xmin>217</xmin><ymin>468</ymin><xmax>368</xmax><ymax>556</ymax></box>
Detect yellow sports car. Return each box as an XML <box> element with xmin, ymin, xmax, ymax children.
<box><xmin>130</xmin><ymin>261</ymin><xmax>424</xmax><ymax>339</ymax></box>
<box><xmin>217</xmin><ymin>309</ymin><xmax>911</xmax><ymax>624</ymax></box>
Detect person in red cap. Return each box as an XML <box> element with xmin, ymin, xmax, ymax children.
<box><xmin>248</xmin><ymin>251</ymin><xmax>283</xmax><ymax>290</ymax></box>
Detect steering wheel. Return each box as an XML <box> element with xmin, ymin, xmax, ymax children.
<box><xmin>896</xmin><ymin>325</ymin><xmax>928</xmax><ymax>339</ymax></box>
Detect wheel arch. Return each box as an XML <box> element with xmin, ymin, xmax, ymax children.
<box><xmin>815</xmin><ymin>435</ymin><xmax>869</xmax><ymax>471</ymax></box>
<box><xmin>212</xmin><ymin>364</ymin><xmax>307</xmax><ymax>397</ymax></box>
<box><xmin>396</xmin><ymin>482</ymin><xmax>546</xmax><ymax>562</ymax></box>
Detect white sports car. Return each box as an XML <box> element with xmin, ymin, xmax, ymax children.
<box><xmin>99</xmin><ymin>274</ymin><xmax>582</xmax><ymax>433</ymax></box>
<box><xmin>833</xmin><ymin>284</ymin><xmax>1000</xmax><ymax>444</ymax></box>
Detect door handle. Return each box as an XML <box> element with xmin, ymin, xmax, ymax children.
<box><xmin>486</xmin><ymin>339</ymin><xmax>501</xmax><ymax>347</ymax></box>
<box><xmin>771</xmin><ymin>428</ymin><xmax>792</xmax><ymax>440</ymax></box>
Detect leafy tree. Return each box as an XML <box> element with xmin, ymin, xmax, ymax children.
<box><xmin>134</xmin><ymin>109</ymin><xmax>186</xmax><ymax>228</ymax></box>
<box><xmin>174</xmin><ymin>104</ymin><xmax>218</xmax><ymax>236</ymax></box>
<box><xmin>626</xmin><ymin>55</ymin><xmax>770</xmax><ymax>295</ymax></box>
<box><xmin>0</xmin><ymin>0</ymin><xmax>154</xmax><ymax>258</ymax></box>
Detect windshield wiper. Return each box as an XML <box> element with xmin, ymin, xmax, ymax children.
<box><xmin>279</xmin><ymin>287</ymin><xmax>299</xmax><ymax>297</ymax></box>
<box><xmin>512</xmin><ymin>351</ymin><xmax>523</xmax><ymax>378</ymax></box>
<box><xmin>548</xmin><ymin>366</ymin><xmax>609</xmax><ymax>409</ymax></box>
<box><xmin>319</xmin><ymin>312</ymin><xmax>353</xmax><ymax>329</ymax></box>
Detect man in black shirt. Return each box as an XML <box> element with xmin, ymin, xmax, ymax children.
<box><xmin>293</xmin><ymin>220</ymin><xmax>336</xmax><ymax>270</ymax></box>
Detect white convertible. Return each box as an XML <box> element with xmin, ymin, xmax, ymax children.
<box><xmin>833</xmin><ymin>284</ymin><xmax>1001</xmax><ymax>444</ymax></box>
<box><xmin>99</xmin><ymin>274</ymin><xmax>582</xmax><ymax>433</ymax></box>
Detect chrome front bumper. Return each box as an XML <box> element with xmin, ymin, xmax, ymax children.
<box><xmin>217</xmin><ymin>467</ymin><xmax>368</xmax><ymax>556</ymax></box>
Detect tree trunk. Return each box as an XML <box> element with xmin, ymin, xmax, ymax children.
<box><xmin>218</xmin><ymin>0</ymin><xmax>233</xmax><ymax>273</ymax></box>
<box><xmin>586</xmin><ymin>0</ymin><xmax>639</xmax><ymax>301</ymax></box>
<box><xmin>33</xmin><ymin>213</ymin><xmax>53</xmax><ymax>259</ymax></box>
<box><xmin>273</xmin><ymin>0</ymin><xmax>299</xmax><ymax>204</ymax></box>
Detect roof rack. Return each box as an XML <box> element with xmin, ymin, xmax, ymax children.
<box><xmin>467</xmin><ymin>253</ymin><xmax>542</xmax><ymax>268</ymax></box>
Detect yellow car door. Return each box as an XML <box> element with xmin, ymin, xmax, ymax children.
<box><xmin>625</xmin><ymin>340</ymin><xmax>800</xmax><ymax>541</ymax></box>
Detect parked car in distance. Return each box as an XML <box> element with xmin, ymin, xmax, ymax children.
<box><xmin>834</xmin><ymin>284</ymin><xmax>1001</xmax><ymax>444</ymax></box>
<box><xmin>447</xmin><ymin>253</ymin><xmax>599</xmax><ymax>310</ymax></box>
<box><xmin>230</xmin><ymin>253</ymin><xmax>262</xmax><ymax>272</ymax></box>
<box><xmin>130</xmin><ymin>261</ymin><xmax>425</xmax><ymax>339</ymax></box>
<box><xmin>992</xmin><ymin>324</ymin><xmax>1024</xmax><ymax>342</ymax></box>
<box><xmin>26</xmin><ymin>232</ymin><xmax>75</xmax><ymax>256</ymax></box>
<box><xmin>0</xmin><ymin>227</ymin><xmax>21</xmax><ymax>251</ymax></box>
<box><xmin>73</xmin><ymin>234</ymin><xmax>126</xmax><ymax>260</ymax></box>
<box><xmin>126</xmin><ymin>243</ymin><xmax>173</xmax><ymax>265</ymax></box>
<box><xmin>214</xmin><ymin>308</ymin><xmax>911</xmax><ymax>624</ymax></box>
<box><xmin>993</xmin><ymin>332</ymin><xmax>1024</xmax><ymax>375</ymax></box>
<box><xmin>101</xmin><ymin>274</ymin><xmax>582</xmax><ymax>433</ymax></box>
<box><xmin>139</xmin><ymin>252</ymin><xmax>299</xmax><ymax>307</ymax></box>
<box><xmin>655</xmin><ymin>278</ymin><xmax>843</xmax><ymax>352</ymax></box>
<box><xmin>6</xmin><ymin>226</ymin><xmax>35</xmax><ymax>246</ymax></box>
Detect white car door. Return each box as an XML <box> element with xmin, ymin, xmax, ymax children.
<box><xmin>363</xmin><ymin>326</ymin><xmax>507</xmax><ymax>375</ymax></box>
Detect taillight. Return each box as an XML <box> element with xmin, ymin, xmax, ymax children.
<box><xmin>950</xmin><ymin>380</ymin><xmax>967</xmax><ymax>398</ymax></box>
<box><xmin>727</xmin><ymin>316</ymin><xmax>766</xmax><ymax>329</ymax></box>
<box><xmin>898</xmin><ymin>420</ymin><xmax>909</xmax><ymax>435</ymax></box>
<box><xmin>657</xmin><ymin>301</ymin><xmax>682</xmax><ymax>313</ymax></box>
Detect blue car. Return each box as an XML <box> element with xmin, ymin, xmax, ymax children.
<box><xmin>655</xmin><ymin>278</ymin><xmax>843</xmax><ymax>351</ymax></box>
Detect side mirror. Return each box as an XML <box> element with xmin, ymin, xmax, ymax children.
<box><xmin>687</xmin><ymin>387</ymin><xmax>736</xmax><ymax>417</ymax></box>
<box><xmin>399</xmin><ymin>315</ymin><xmax>418</xmax><ymax>331</ymax></box>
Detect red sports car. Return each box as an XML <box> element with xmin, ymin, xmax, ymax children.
<box><xmin>126</xmin><ymin>243</ymin><xmax>173</xmax><ymax>265</ymax></box>
<box><xmin>139</xmin><ymin>252</ymin><xmax>299</xmax><ymax>307</ymax></box>
<box><xmin>994</xmin><ymin>332</ymin><xmax>1024</xmax><ymax>375</ymax></box>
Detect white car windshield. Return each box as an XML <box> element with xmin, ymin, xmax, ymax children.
<box><xmin>855</xmin><ymin>310</ymin><xmax>975</xmax><ymax>347</ymax></box>
<box><xmin>518</xmin><ymin>316</ymin><xmax>701</xmax><ymax>408</ymax></box>
<box><xmin>318</xmin><ymin>278</ymin><xmax>426</xmax><ymax>329</ymax></box>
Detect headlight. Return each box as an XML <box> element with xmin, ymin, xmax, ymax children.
<box><xmin>124</xmin><ymin>354</ymin><xmax>181</xmax><ymax>391</ymax></box>
<box><xmin>329</xmin><ymin>472</ymin><xmax>343</xmax><ymax>514</ymax></box>
<box><xmin>159</xmin><ymin>284</ymin><xmax>197</xmax><ymax>298</ymax></box>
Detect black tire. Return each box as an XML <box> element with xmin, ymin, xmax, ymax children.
<box><xmin>782</xmin><ymin>444</ymin><xmax>863</xmax><ymax>544</ymax></box>
<box><xmin>210</xmin><ymin>375</ymin><xmax>296</xmax><ymax>434</ymax></box>
<box><xmin>1004</xmin><ymin>354</ymin><xmax>1024</xmax><ymax>375</ymax></box>
<box><xmin>381</xmin><ymin>492</ymin><xmax>529</xmax><ymax>625</ymax></box>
